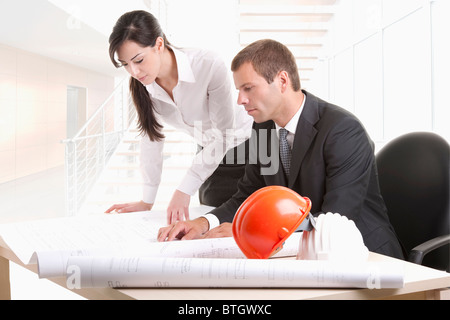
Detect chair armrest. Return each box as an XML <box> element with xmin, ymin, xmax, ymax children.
<box><xmin>408</xmin><ymin>234</ymin><xmax>450</xmax><ymax>265</ymax></box>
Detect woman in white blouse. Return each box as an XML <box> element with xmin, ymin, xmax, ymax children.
<box><xmin>105</xmin><ymin>11</ymin><xmax>252</xmax><ymax>223</ymax></box>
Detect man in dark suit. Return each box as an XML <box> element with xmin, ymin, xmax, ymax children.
<box><xmin>158</xmin><ymin>39</ymin><xmax>404</xmax><ymax>259</ymax></box>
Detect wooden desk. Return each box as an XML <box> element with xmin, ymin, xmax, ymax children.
<box><xmin>1</xmin><ymin>237</ymin><xmax>449</xmax><ymax>300</ymax></box>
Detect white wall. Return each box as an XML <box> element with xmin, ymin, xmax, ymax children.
<box><xmin>309</xmin><ymin>0</ymin><xmax>450</xmax><ymax>150</ymax></box>
<box><xmin>164</xmin><ymin>0</ymin><xmax>240</xmax><ymax>67</ymax></box>
<box><xmin>0</xmin><ymin>44</ymin><xmax>115</xmax><ymax>184</ymax></box>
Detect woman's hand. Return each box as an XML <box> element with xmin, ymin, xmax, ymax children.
<box><xmin>158</xmin><ymin>217</ymin><xmax>210</xmax><ymax>242</ymax></box>
<box><xmin>105</xmin><ymin>200</ymin><xmax>153</xmax><ymax>214</ymax></box>
<box><xmin>166</xmin><ymin>190</ymin><xmax>191</xmax><ymax>224</ymax></box>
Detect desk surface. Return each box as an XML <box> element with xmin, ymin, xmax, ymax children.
<box><xmin>1</xmin><ymin>237</ymin><xmax>449</xmax><ymax>300</ymax></box>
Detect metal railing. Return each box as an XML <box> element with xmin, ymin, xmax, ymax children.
<box><xmin>62</xmin><ymin>77</ymin><xmax>137</xmax><ymax>216</ymax></box>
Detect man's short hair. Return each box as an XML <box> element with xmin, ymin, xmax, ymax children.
<box><xmin>231</xmin><ymin>39</ymin><xmax>301</xmax><ymax>91</ymax></box>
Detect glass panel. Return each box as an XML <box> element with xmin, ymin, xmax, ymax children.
<box><xmin>333</xmin><ymin>47</ymin><xmax>354</xmax><ymax>113</ymax></box>
<box><xmin>383</xmin><ymin>8</ymin><xmax>432</xmax><ymax>140</ymax></box>
<box><xmin>431</xmin><ymin>0</ymin><xmax>450</xmax><ymax>142</ymax></box>
<box><xmin>354</xmin><ymin>33</ymin><xmax>383</xmax><ymax>142</ymax></box>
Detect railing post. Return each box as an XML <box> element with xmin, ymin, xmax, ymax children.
<box><xmin>102</xmin><ymin>107</ymin><xmax>106</xmax><ymax>168</ymax></box>
<box><xmin>62</xmin><ymin>76</ymin><xmax>135</xmax><ymax>216</ymax></box>
<box><xmin>122</xmin><ymin>80</ymin><xmax>126</xmax><ymax>132</ymax></box>
<box><xmin>64</xmin><ymin>140</ymin><xmax>77</xmax><ymax>216</ymax></box>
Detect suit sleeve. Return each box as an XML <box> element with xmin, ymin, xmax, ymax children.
<box><xmin>319</xmin><ymin>116</ymin><xmax>375</xmax><ymax>221</ymax></box>
<box><xmin>207</xmin><ymin>127</ymin><xmax>266</xmax><ymax>223</ymax></box>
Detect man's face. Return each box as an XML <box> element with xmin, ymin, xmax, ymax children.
<box><xmin>233</xmin><ymin>62</ymin><xmax>282</xmax><ymax>123</ymax></box>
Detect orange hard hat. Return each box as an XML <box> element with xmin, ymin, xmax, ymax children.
<box><xmin>232</xmin><ymin>186</ymin><xmax>312</xmax><ymax>259</ymax></box>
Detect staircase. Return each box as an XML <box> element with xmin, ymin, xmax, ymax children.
<box><xmin>62</xmin><ymin>77</ymin><xmax>137</xmax><ymax>216</ymax></box>
<box><xmin>63</xmin><ymin>76</ymin><xmax>201</xmax><ymax>216</ymax></box>
<box><xmin>80</xmin><ymin>125</ymin><xmax>199</xmax><ymax>215</ymax></box>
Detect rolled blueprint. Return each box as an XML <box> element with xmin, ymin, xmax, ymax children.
<box><xmin>64</xmin><ymin>256</ymin><xmax>404</xmax><ymax>289</ymax></box>
<box><xmin>37</xmin><ymin>233</ymin><xmax>301</xmax><ymax>278</ymax></box>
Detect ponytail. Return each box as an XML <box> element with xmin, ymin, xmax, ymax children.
<box><xmin>129</xmin><ymin>77</ymin><xmax>165</xmax><ymax>141</ymax></box>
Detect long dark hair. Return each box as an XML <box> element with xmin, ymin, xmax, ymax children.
<box><xmin>109</xmin><ymin>10</ymin><xmax>171</xmax><ymax>141</ymax></box>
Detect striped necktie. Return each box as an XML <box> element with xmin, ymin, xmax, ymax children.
<box><xmin>279</xmin><ymin>128</ymin><xmax>291</xmax><ymax>177</ymax></box>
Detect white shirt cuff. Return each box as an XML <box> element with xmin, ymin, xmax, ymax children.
<box><xmin>203</xmin><ymin>213</ymin><xmax>220</xmax><ymax>230</ymax></box>
<box><xmin>142</xmin><ymin>185</ymin><xmax>159</xmax><ymax>204</ymax></box>
<box><xmin>177</xmin><ymin>172</ymin><xmax>204</xmax><ymax>196</ymax></box>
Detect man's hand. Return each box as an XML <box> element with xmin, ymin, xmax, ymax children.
<box><xmin>202</xmin><ymin>223</ymin><xmax>233</xmax><ymax>238</ymax></box>
<box><xmin>157</xmin><ymin>217</ymin><xmax>210</xmax><ymax>241</ymax></box>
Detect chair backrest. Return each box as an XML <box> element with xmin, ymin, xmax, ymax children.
<box><xmin>376</xmin><ymin>132</ymin><xmax>449</xmax><ymax>271</ymax></box>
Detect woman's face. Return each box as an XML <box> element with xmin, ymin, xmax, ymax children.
<box><xmin>116</xmin><ymin>39</ymin><xmax>163</xmax><ymax>86</ymax></box>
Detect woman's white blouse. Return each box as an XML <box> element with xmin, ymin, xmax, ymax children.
<box><xmin>141</xmin><ymin>47</ymin><xmax>253</xmax><ymax>204</ymax></box>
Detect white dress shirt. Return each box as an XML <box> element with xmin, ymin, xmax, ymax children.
<box><xmin>140</xmin><ymin>47</ymin><xmax>253</xmax><ymax>204</ymax></box>
<box><xmin>274</xmin><ymin>95</ymin><xmax>306</xmax><ymax>147</ymax></box>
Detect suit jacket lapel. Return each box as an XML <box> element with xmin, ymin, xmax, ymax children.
<box><xmin>288</xmin><ymin>91</ymin><xmax>319</xmax><ymax>188</ymax></box>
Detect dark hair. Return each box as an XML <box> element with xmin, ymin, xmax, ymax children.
<box><xmin>109</xmin><ymin>10</ymin><xmax>171</xmax><ymax>141</ymax></box>
<box><xmin>231</xmin><ymin>39</ymin><xmax>301</xmax><ymax>92</ymax></box>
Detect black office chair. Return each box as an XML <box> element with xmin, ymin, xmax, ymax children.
<box><xmin>376</xmin><ymin>132</ymin><xmax>450</xmax><ymax>272</ymax></box>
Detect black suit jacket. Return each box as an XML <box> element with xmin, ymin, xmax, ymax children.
<box><xmin>210</xmin><ymin>90</ymin><xmax>404</xmax><ymax>259</ymax></box>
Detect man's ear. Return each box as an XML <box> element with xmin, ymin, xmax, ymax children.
<box><xmin>278</xmin><ymin>70</ymin><xmax>290</xmax><ymax>93</ymax></box>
